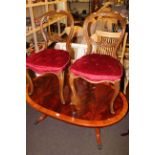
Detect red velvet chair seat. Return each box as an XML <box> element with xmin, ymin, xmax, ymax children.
<box><xmin>70</xmin><ymin>54</ymin><xmax>123</xmax><ymax>82</ymax></box>
<box><xmin>26</xmin><ymin>49</ymin><xmax>70</xmax><ymax>74</ymax></box>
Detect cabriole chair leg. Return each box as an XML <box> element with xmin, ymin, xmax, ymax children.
<box><xmin>110</xmin><ymin>81</ymin><xmax>120</xmax><ymax>114</ymax></box>
<box><xmin>26</xmin><ymin>69</ymin><xmax>34</xmax><ymax>95</ymax></box>
<box><xmin>69</xmin><ymin>73</ymin><xmax>80</xmax><ymax>105</ymax></box>
<box><xmin>57</xmin><ymin>72</ymin><xmax>65</xmax><ymax>104</ymax></box>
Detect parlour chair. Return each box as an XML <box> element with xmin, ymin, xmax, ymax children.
<box><xmin>26</xmin><ymin>10</ymin><xmax>74</xmax><ymax>106</ymax></box>
<box><xmin>69</xmin><ymin>11</ymin><xmax>126</xmax><ymax>115</ymax></box>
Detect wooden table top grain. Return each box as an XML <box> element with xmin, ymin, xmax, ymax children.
<box><xmin>26</xmin><ymin>73</ymin><xmax>128</xmax><ymax>127</ymax></box>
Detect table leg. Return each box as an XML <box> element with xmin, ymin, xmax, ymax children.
<box><xmin>95</xmin><ymin>128</ymin><xmax>102</xmax><ymax>149</ymax></box>
<box><xmin>34</xmin><ymin>114</ymin><xmax>48</xmax><ymax>125</ymax></box>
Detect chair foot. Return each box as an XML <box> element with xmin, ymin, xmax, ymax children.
<box><xmin>34</xmin><ymin>114</ymin><xmax>47</xmax><ymax>125</ymax></box>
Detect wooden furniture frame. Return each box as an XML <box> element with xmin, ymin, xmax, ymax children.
<box><xmin>95</xmin><ymin>8</ymin><xmax>129</xmax><ymax>83</ymax></box>
<box><xmin>40</xmin><ymin>10</ymin><xmax>75</xmax><ymax>58</ymax></box>
<box><xmin>69</xmin><ymin>11</ymin><xmax>126</xmax><ymax>114</ymax></box>
<box><xmin>26</xmin><ymin>10</ymin><xmax>74</xmax><ymax>104</ymax></box>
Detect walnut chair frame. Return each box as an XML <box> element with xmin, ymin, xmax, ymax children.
<box><xmin>69</xmin><ymin>11</ymin><xmax>126</xmax><ymax>115</ymax></box>
<box><xmin>26</xmin><ymin>10</ymin><xmax>74</xmax><ymax>105</ymax></box>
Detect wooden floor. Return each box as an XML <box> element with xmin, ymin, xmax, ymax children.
<box><xmin>27</xmin><ymin>73</ymin><xmax>128</xmax><ymax>126</ymax></box>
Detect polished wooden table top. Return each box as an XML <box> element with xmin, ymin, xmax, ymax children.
<box><xmin>26</xmin><ymin>73</ymin><xmax>128</xmax><ymax>127</ymax></box>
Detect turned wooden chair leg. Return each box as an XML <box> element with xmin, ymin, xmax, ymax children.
<box><xmin>110</xmin><ymin>81</ymin><xmax>120</xmax><ymax>114</ymax></box>
<box><xmin>57</xmin><ymin>72</ymin><xmax>65</xmax><ymax>104</ymax></box>
<box><xmin>95</xmin><ymin>128</ymin><xmax>102</xmax><ymax>149</ymax></box>
<box><xmin>34</xmin><ymin>114</ymin><xmax>48</xmax><ymax>125</ymax></box>
<box><xmin>26</xmin><ymin>69</ymin><xmax>34</xmax><ymax>95</ymax></box>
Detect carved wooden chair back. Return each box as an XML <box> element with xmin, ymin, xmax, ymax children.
<box><xmin>83</xmin><ymin>11</ymin><xmax>126</xmax><ymax>60</ymax></box>
<box><xmin>26</xmin><ymin>10</ymin><xmax>75</xmax><ymax>105</ymax></box>
<box><xmin>40</xmin><ymin>10</ymin><xmax>75</xmax><ymax>58</ymax></box>
<box><xmin>69</xmin><ymin>11</ymin><xmax>127</xmax><ymax>116</ymax></box>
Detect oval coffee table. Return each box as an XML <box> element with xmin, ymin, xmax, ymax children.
<box><xmin>26</xmin><ymin>74</ymin><xmax>128</xmax><ymax>147</ymax></box>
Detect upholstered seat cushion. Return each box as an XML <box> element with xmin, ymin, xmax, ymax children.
<box><xmin>26</xmin><ymin>49</ymin><xmax>70</xmax><ymax>73</ymax></box>
<box><xmin>70</xmin><ymin>54</ymin><xmax>123</xmax><ymax>82</ymax></box>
